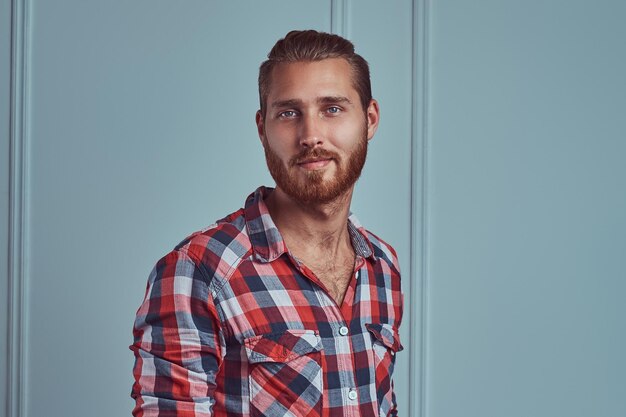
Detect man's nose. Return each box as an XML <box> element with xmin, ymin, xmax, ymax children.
<box><xmin>299</xmin><ymin>114</ymin><xmax>324</xmax><ymax>148</ymax></box>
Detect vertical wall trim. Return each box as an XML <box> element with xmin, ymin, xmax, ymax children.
<box><xmin>8</xmin><ymin>0</ymin><xmax>30</xmax><ymax>416</ymax></box>
<box><xmin>330</xmin><ymin>0</ymin><xmax>351</xmax><ymax>38</ymax></box>
<box><xmin>409</xmin><ymin>0</ymin><xmax>430</xmax><ymax>416</ymax></box>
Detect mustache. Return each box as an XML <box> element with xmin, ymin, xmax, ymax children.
<box><xmin>290</xmin><ymin>148</ymin><xmax>340</xmax><ymax>166</ymax></box>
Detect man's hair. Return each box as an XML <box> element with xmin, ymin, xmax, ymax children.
<box><xmin>258</xmin><ymin>30</ymin><xmax>372</xmax><ymax>116</ymax></box>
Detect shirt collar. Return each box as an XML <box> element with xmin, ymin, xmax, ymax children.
<box><xmin>244</xmin><ymin>186</ymin><xmax>375</xmax><ymax>263</ymax></box>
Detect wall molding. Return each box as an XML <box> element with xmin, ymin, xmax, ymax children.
<box><xmin>8</xmin><ymin>0</ymin><xmax>31</xmax><ymax>416</ymax></box>
<box><xmin>330</xmin><ymin>0</ymin><xmax>350</xmax><ymax>38</ymax></box>
<box><xmin>409</xmin><ymin>0</ymin><xmax>430</xmax><ymax>416</ymax></box>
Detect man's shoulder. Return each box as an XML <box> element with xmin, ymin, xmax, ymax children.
<box><xmin>170</xmin><ymin>207</ymin><xmax>252</xmax><ymax>273</ymax></box>
<box><xmin>363</xmin><ymin>228</ymin><xmax>401</xmax><ymax>272</ymax></box>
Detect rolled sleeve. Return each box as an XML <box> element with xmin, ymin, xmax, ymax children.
<box><xmin>130</xmin><ymin>250</ymin><xmax>223</xmax><ymax>417</ymax></box>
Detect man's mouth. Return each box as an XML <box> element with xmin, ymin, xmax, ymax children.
<box><xmin>297</xmin><ymin>158</ymin><xmax>333</xmax><ymax>170</ymax></box>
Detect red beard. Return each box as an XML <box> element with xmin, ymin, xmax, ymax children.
<box><xmin>263</xmin><ymin>130</ymin><xmax>368</xmax><ymax>205</ymax></box>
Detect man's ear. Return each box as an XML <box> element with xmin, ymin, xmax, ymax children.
<box><xmin>256</xmin><ymin>110</ymin><xmax>266</xmax><ymax>144</ymax></box>
<box><xmin>366</xmin><ymin>99</ymin><xmax>380</xmax><ymax>141</ymax></box>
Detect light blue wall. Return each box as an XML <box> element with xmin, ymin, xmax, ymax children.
<box><xmin>426</xmin><ymin>1</ymin><xmax>626</xmax><ymax>416</ymax></box>
<box><xmin>1</xmin><ymin>0</ymin><xmax>12</xmax><ymax>412</ymax></box>
<box><xmin>3</xmin><ymin>1</ymin><xmax>626</xmax><ymax>417</ymax></box>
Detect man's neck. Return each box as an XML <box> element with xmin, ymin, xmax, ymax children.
<box><xmin>265</xmin><ymin>187</ymin><xmax>355</xmax><ymax>260</ymax></box>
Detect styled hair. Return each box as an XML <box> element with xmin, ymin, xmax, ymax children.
<box><xmin>258</xmin><ymin>30</ymin><xmax>372</xmax><ymax>116</ymax></box>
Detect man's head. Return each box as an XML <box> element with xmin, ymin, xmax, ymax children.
<box><xmin>258</xmin><ymin>30</ymin><xmax>372</xmax><ymax>117</ymax></box>
<box><xmin>256</xmin><ymin>31</ymin><xmax>379</xmax><ymax>205</ymax></box>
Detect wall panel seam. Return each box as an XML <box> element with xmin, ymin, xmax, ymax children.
<box><xmin>8</xmin><ymin>0</ymin><xmax>31</xmax><ymax>416</ymax></box>
<box><xmin>409</xmin><ymin>0</ymin><xmax>430</xmax><ymax>416</ymax></box>
<box><xmin>330</xmin><ymin>0</ymin><xmax>350</xmax><ymax>38</ymax></box>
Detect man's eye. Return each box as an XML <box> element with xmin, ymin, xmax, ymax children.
<box><xmin>327</xmin><ymin>106</ymin><xmax>341</xmax><ymax>114</ymax></box>
<box><xmin>279</xmin><ymin>110</ymin><xmax>297</xmax><ymax>118</ymax></box>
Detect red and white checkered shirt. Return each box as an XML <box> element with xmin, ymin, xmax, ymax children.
<box><xmin>131</xmin><ymin>187</ymin><xmax>404</xmax><ymax>417</ymax></box>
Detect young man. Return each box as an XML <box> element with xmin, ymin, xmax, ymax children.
<box><xmin>131</xmin><ymin>30</ymin><xmax>403</xmax><ymax>417</ymax></box>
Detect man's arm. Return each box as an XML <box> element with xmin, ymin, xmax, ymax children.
<box><xmin>130</xmin><ymin>249</ymin><xmax>224</xmax><ymax>417</ymax></box>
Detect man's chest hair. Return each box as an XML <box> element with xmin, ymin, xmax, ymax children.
<box><xmin>300</xmin><ymin>251</ymin><xmax>356</xmax><ymax>305</ymax></box>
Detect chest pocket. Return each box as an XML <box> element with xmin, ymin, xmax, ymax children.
<box><xmin>244</xmin><ymin>329</ymin><xmax>323</xmax><ymax>417</ymax></box>
<box><xmin>366</xmin><ymin>323</ymin><xmax>403</xmax><ymax>417</ymax></box>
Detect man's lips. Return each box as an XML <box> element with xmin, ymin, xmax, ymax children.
<box><xmin>296</xmin><ymin>158</ymin><xmax>333</xmax><ymax>170</ymax></box>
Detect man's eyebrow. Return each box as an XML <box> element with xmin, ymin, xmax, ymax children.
<box><xmin>271</xmin><ymin>99</ymin><xmax>303</xmax><ymax>109</ymax></box>
<box><xmin>270</xmin><ymin>96</ymin><xmax>353</xmax><ymax>109</ymax></box>
<box><xmin>317</xmin><ymin>96</ymin><xmax>352</xmax><ymax>105</ymax></box>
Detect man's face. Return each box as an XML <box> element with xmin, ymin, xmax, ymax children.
<box><xmin>256</xmin><ymin>58</ymin><xmax>379</xmax><ymax>205</ymax></box>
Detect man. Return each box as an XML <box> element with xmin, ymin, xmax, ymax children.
<box><xmin>131</xmin><ymin>30</ymin><xmax>403</xmax><ymax>417</ymax></box>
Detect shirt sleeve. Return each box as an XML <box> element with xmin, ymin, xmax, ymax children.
<box><xmin>130</xmin><ymin>249</ymin><xmax>224</xmax><ymax>417</ymax></box>
<box><xmin>390</xmin><ymin>246</ymin><xmax>404</xmax><ymax>417</ymax></box>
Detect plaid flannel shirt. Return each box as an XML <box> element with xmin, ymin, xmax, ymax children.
<box><xmin>131</xmin><ymin>187</ymin><xmax>404</xmax><ymax>417</ymax></box>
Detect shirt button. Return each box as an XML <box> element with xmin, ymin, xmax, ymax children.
<box><xmin>339</xmin><ymin>326</ymin><xmax>349</xmax><ymax>336</ymax></box>
<box><xmin>348</xmin><ymin>389</ymin><xmax>358</xmax><ymax>400</ymax></box>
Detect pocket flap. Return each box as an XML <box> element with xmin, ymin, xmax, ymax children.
<box><xmin>365</xmin><ymin>323</ymin><xmax>403</xmax><ymax>352</ymax></box>
<box><xmin>244</xmin><ymin>329</ymin><xmax>322</xmax><ymax>364</ymax></box>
